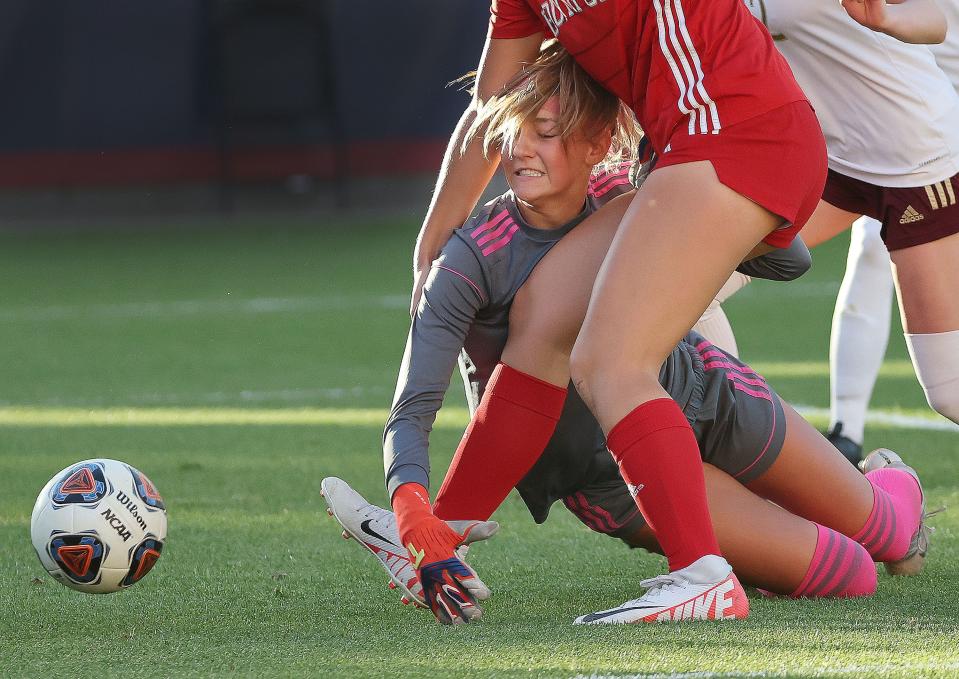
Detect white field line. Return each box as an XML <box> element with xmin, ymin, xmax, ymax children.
<box><xmin>0</xmin><ymin>386</ymin><xmax>392</xmax><ymax>408</ymax></box>
<box><xmin>0</xmin><ymin>294</ymin><xmax>408</xmax><ymax>322</ymax></box>
<box><xmin>0</xmin><ymin>396</ymin><xmax>953</xmax><ymax>432</ymax></box>
<box><xmin>752</xmin><ymin>360</ymin><xmax>917</xmax><ymax>379</ymax></box>
<box><xmin>794</xmin><ymin>403</ymin><xmax>959</xmax><ymax>432</ymax></box>
<box><xmin>0</xmin><ymin>406</ymin><xmax>472</xmax><ymax>427</ymax></box>
<box><xmin>0</xmin><ymin>280</ymin><xmax>839</xmax><ymax>323</ymax></box>
<box><xmin>570</xmin><ymin>661</ymin><xmax>959</xmax><ymax>679</ymax></box>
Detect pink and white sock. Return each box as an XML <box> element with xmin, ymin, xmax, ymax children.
<box><xmin>792</xmin><ymin>524</ymin><xmax>876</xmax><ymax>598</ymax></box>
<box><xmin>852</xmin><ymin>468</ymin><xmax>923</xmax><ymax>562</ymax></box>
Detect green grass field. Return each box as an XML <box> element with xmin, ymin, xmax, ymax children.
<box><xmin>1</xmin><ymin>219</ymin><xmax>957</xmax><ymax>678</ymax></box>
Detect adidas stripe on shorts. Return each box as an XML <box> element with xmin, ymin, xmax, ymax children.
<box><xmin>822</xmin><ymin>169</ymin><xmax>959</xmax><ymax>251</ymax></box>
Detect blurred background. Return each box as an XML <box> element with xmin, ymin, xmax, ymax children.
<box><xmin>0</xmin><ymin>0</ymin><xmax>490</xmax><ymax>221</ymax></box>
<box><xmin>2</xmin><ymin>8</ymin><xmax>953</xmax><ymax>672</ymax></box>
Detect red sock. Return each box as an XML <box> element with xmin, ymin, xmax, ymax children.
<box><xmin>791</xmin><ymin>524</ymin><xmax>877</xmax><ymax>598</ymax></box>
<box><xmin>606</xmin><ymin>398</ymin><xmax>721</xmax><ymax>571</ymax></box>
<box><xmin>852</xmin><ymin>468</ymin><xmax>923</xmax><ymax>562</ymax></box>
<box><xmin>433</xmin><ymin>363</ymin><xmax>567</xmax><ymax>521</ymax></box>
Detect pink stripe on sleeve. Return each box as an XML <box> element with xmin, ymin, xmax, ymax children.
<box><xmin>471</xmin><ymin>209</ymin><xmax>509</xmax><ymax>239</ymax></box>
<box><xmin>590</xmin><ymin>167</ymin><xmax>630</xmax><ymax>193</ymax></box>
<box><xmin>481</xmin><ymin>224</ymin><xmax>520</xmax><ymax>256</ymax></box>
<box><xmin>433</xmin><ymin>265</ymin><xmax>487</xmax><ymax>303</ymax></box>
<box><xmin>593</xmin><ymin>178</ymin><xmax>633</xmax><ymax>198</ymax></box>
<box><xmin>476</xmin><ymin>217</ymin><xmax>515</xmax><ymax>247</ymax></box>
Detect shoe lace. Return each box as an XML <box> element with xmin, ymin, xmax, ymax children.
<box><xmin>922</xmin><ymin>505</ymin><xmax>947</xmax><ymax>538</ymax></box>
<box><xmin>636</xmin><ymin>572</ymin><xmax>688</xmax><ymax>597</ymax></box>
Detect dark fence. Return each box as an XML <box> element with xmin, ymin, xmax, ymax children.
<box><xmin>0</xmin><ymin>1</ymin><xmax>489</xmax><ymax>188</ymax></box>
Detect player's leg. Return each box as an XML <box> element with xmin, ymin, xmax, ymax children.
<box><xmin>573</xmin><ymin>102</ymin><xmax>827</xmax><ymax>622</ymax></box>
<box><xmin>746</xmin><ymin>401</ymin><xmax>926</xmax><ymax>564</ymax></box>
<box><xmin>567</xmin><ymin>465</ymin><xmax>874</xmax><ymax>598</ymax></box>
<box><xmin>797</xmin><ymin>199</ymin><xmax>860</xmax><ymax>248</ymax></box>
<box><xmin>568</xmin><ymin>160</ymin><xmax>779</xmax><ymax>578</ymax></box>
<box><xmin>569</xmin><ymin>160</ymin><xmax>789</xmax><ymax>624</ymax></box>
<box><xmin>891</xmin><ymin>230</ymin><xmax>959</xmax><ymax>424</ymax></box>
<box><xmin>501</xmin><ymin>192</ymin><xmax>630</xmax><ymax>385</ymax></box>
<box><xmin>699</xmin><ymin>466</ymin><xmax>874</xmax><ymax>598</ymax></box>
<box><xmin>827</xmin><ymin>217</ymin><xmax>894</xmax><ymax>464</ymax></box>
<box><xmin>570</xmin><ymin>98</ymin><xmax>827</xmax><ymax>591</ymax></box>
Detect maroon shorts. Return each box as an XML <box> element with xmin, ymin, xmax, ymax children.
<box><xmin>656</xmin><ymin>100</ymin><xmax>828</xmax><ymax>248</ymax></box>
<box><xmin>821</xmin><ymin>169</ymin><xmax>959</xmax><ymax>251</ymax></box>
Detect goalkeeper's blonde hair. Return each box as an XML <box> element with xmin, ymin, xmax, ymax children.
<box><xmin>462</xmin><ymin>40</ymin><xmax>642</xmax><ymax>167</ymax></box>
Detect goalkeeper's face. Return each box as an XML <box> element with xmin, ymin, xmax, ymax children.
<box><xmin>501</xmin><ymin>97</ymin><xmax>610</xmax><ymax>226</ymax></box>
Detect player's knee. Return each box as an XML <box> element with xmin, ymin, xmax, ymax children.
<box><xmin>925</xmin><ymin>387</ymin><xmax>959</xmax><ymax>425</ymax></box>
<box><xmin>569</xmin><ymin>339</ymin><xmax>602</xmax><ymax>409</ymax></box>
<box><xmin>570</xmin><ymin>339</ymin><xmax>663</xmax><ymax>414</ymax></box>
<box><xmin>569</xmin><ymin>340</ymin><xmax>595</xmax><ymax>407</ymax></box>
<box><xmin>906</xmin><ymin>330</ymin><xmax>959</xmax><ymax>425</ymax></box>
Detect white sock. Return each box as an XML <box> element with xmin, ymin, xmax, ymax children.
<box><xmin>693</xmin><ymin>302</ymin><xmax>739</xmax><ymax>358</ymax></box>
<box><xmin>828</xmin><ymin>217</ymin><xmax>893</xmax><ymax>443</ymax></box>
<box><xmin>716</xmin><ymin>271</ymin><xmax>751</xmax><ymax>304</ymax></box>
<box><xmin>905</xmin><ymin>329</ymin><xmax>959</xmax><ymax>424</ymax></box>
<box><xmin>692</xmin><ymin>273</ymin><xmax>751</xmax><ymax>358</ymax></box>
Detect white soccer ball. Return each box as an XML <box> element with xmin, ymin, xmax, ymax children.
<box><xmin>30</xmin><ymin>458</ymin><xmax>167</xmax><ymax>593</ymax></box>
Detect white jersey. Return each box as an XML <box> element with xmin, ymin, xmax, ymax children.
<box><xmin>745</xmin><ymin>0</ymin><xmax>959</xmax><ymax>187</ymax></box>
<box><xmin>931</xmin><ymin>0</ymin><xmax>959</xmax><ymax>92</ymax></box>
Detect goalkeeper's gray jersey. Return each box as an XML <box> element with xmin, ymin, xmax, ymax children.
<box><xmin>384</xmin><ymin>165</ymin><xmax>809</xmax><ymax>517</ymax></box>
<box><xmin>383</xmin><ymin>166</ymin><xmax>636</xmax><ymax>498</ymax></box>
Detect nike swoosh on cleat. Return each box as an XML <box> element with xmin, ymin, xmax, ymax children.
<box><xmin>580</xmin><ymin>606</ymin><xmax>659</xmax><ymax>622</ymax></box>
<box><xmin>360</xmin><ymin>519</ymin><xmax>397</xmax><ymax>547</ymax></box>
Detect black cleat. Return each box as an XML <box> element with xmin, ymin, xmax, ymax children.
<box><xmin>825</xmin><ymin>422</ymin><xmax>863</xmax><ymax>468</ymax></box>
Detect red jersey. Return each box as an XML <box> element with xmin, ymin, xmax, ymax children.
<box><xmin>490</xmin><ymin>0</ymin><xmax>806</xmax><ymax>154</ymax></box>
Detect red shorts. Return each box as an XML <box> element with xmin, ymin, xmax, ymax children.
<box><xmin>655</xmin><ymin>101</ymin><xmax>827</xmax><ymax>248</ymax></box>
<box><xmin>821</xmin><ymin>169</ymin><xmax>959</xmax><ymax>251</ymax></box>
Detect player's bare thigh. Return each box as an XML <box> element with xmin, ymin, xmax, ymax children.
<box><xmin>570</xmin><ymin>160</ymin><xmax>781</xmax><ymax>429</ymax></box>
<box><xmin>746</xmin><ymin>398</ymin><xmax>875</xmax><ymax>539</ymax></box>
<box><xmin>502</xmin><ymin>191</ymin><xmax>633</xmax><ymax>386</ymax></box>
<box><xmin>621</xmin><ymin>464</ymin><xmax>815</xmax><ymax>594</ymax></box>
<box><xmin>799</xmin><ymin>200</ymin><xmax>860</xmax><ymax>248</ymax></box>
<box><xmin>891</xmin><ymin>230</ymin><xmax>959</xmax><ymax>333</ymax></box>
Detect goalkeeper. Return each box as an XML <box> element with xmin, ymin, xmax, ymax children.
<box><xmin>344</xmin><ymin>42</ymin><xmax>927</xmax><ymax>626</ymax></box>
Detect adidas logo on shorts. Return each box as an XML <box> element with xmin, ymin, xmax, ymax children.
<box><xmin>899</xmin><ymin>205</ymin><xmax>924</xmax><ymax>224</ymax></box>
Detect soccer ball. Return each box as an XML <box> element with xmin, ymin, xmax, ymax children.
<box><xmin>30</xmin><ymin>459</ymin><xmax>167</xmax><ymax>593</ymax></box>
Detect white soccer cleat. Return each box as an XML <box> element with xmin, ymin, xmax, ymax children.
<box><xmin>320</xmin><ymin>477</ymin><xmax>426</xmax><ymax>606</ymax></box>
<box><xmin>573</xmin><ymin>555</ymin><xmax>749</xmax><ymax>624</ymax></box>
